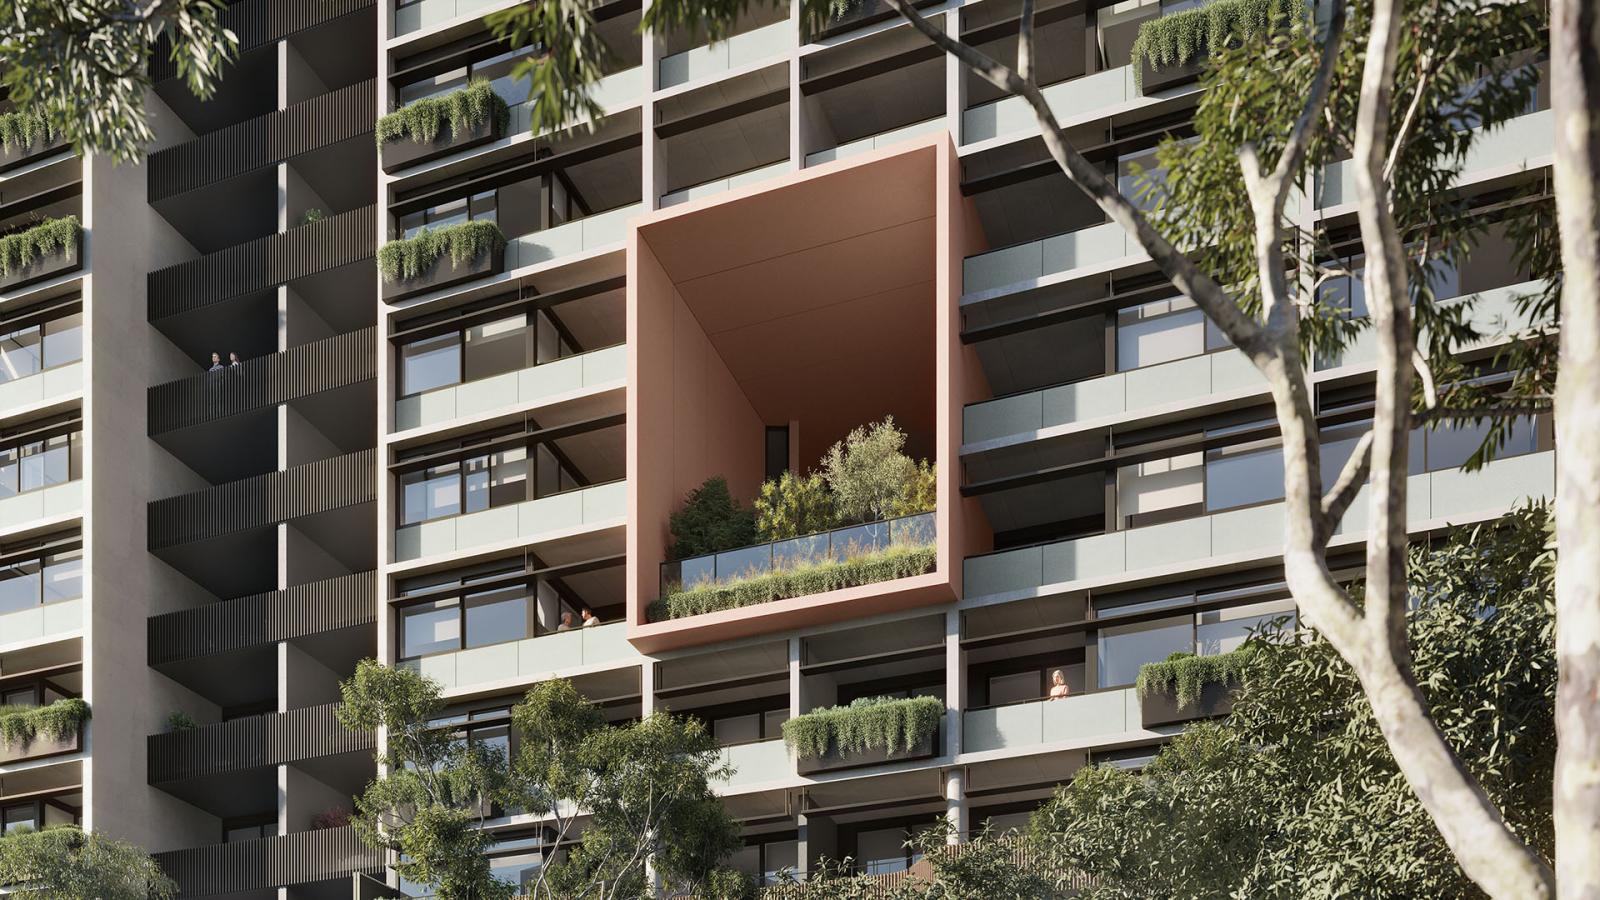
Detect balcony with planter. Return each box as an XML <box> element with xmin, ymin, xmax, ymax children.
<box><xmin>785</xmin><ymin>695</ymin><xmax>942</xmax><ymax>775</ymax></box>
<box><xmin>0</xmin><ymin>217</ymin><xmax>81</xmax><ymax>294</ymax></box>
<box><xmin>0</xmin><ymin>696</ymin><xmax>86</xmax><ymax>766</ymax></box>
<box><xmin>378</xmin><ymin>81</ymin><xmax>509</xmax><ymax>174</ymax></box>
<box><xmin>0</xmin><ymin>112</ymin><xmax>67</xmax><ymax>172</ymax></box>
<box><xmin>379</xmin><ymin>220</ymin><xmax>507</xmax><ymax>302</ymax></box>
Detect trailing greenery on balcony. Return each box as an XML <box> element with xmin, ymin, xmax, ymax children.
<box><xmin>377</xmin><ymin>220</ymin><xmax>505</xmax><ymax>282</ymax></box>
<box><xmin>651</xmin><ymin>541</ymin><xmax>936</xmax><ymax>621</ymax></box>
<box><xmin>374</xmin><ymin>80</ymin><xmax>510</xmax><ymax>148</ymax></box>
<box><xmin>0</xmin><ymin>216</ymin><xmax>79</xmax><ymax>277</ymax></box>
<box><xmin>0</xmin><ymin>698</ymin><xmax>88</xmax><ymax>745</ymax></box>
<box><xmin>782</xmin><ymin>695</ymin><xmax>943</xmax><ymax>760</ymax></box>
<box><xmin>0</xmin><ymin>110</ymin><xmax>54</xmax><ymax>151</ymax></box>
<box><xmin>1136</xmin><ymin>648</ymin><xmax>1252</xmax><ymax>708</ymax></box>
<box><xmin>1130</xmin><ymin>0</ymin><xmax>1296</xmax><ymax>89</ymax></box>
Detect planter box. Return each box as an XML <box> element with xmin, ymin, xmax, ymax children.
<box><xmin>380</xmin><ymin>117</ymin><xmax>504</xmax><ymax>174</ymax></box>
<box><xmin>380</xmin><ymin>243</ymin><xmax>504</xmax><ymax>303</ymax></box>
<box><xmin>0</xmin><ymin>726</ymin><xmax>81</xmax><ymax>764</ymax></box>
<box><xmin>0</xmin><ymin>135</ymin><xmax>68</xmax><ymax>172</ymax></box>
<box><xmin>796</xmin><ymin>728</ymin><xmax>938</xmax><ymax>775</ymax></box>
<box><xmin>1138</xmin><ymin>57</ymin><xmax>1206</xmax><ymax>95</ymax></box>
<box><xmin>0</xmin><ymin>232</ymin><xmax>82</xmax><ymax>294</ymax></box>
<box><xmin>1139</xmin><ymin>680</ymin><xmax>1234</xmax><ymax>728</ymax></box>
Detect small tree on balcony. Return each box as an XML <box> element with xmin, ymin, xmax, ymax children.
<box><xmin>668</xmin><ymin>475</ymin><xmax>757</xmax><ymax>559</ymax></box>
<box><xmin>822</xmin><ymin>416</ymin><xmax>931</xmax><ymax>525</ymax></box>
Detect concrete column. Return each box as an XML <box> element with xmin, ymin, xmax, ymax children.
<box><xmin>640</xmin><ymin>658</ymin><xmax>657</xmax><ymax>716</ymax></box>
<box><xmin>641</xmin><ymin>1</ymin><xmax>667</xmax><ymax>209</ymax></box>
<box><xmin>944</xmin><ymin>609</ymin><xmax>962</xmax><ymax>758</ymax></box>
<box><xmin>788</xmin><ymin>636</ymin><xmax>803</xmax><ymax>718</ymax></box>
<box><xmin>944</xmin><ymin>10</ymin><xmax>964</xmax><ymax>146</ymax></box>
<box><xmin>797</xmin><ymin>810</ymin><xmax>837</xmax><ymax>872</ymax></box>
<box><xmin>943</xmin><ymin>767</ymin><xmax>967</xmax><ymax>844</ymax></box>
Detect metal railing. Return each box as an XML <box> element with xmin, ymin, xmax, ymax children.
<box><xmin>660</xmin><ymin>512</ymin><xmax>935</xmax><ymax>596</ymax></box>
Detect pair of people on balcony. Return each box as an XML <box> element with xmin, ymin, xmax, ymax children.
<box><xmin>207</xmin><ymin>352</ymin><xmax>243</xmax><ymax>372</ymax></box>
<box><xmin>556</xmin><ymin>608</ymin><xmax>601</xmax><ymax>631</ymax></box>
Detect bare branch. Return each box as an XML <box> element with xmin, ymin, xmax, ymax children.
<box><xmin>1017</xmin><ymin>0</ymin><xmax>1036</xmax><ymax>84</ymax></box>
<box><xmin>1414</xmin><ymin>349</ymin><xmax>1439</xmax><ymax>409</ymax></box>
<box><xmin>1321</xmin><ymin>428</ymin><xmax>1373</xmax><ymax>538</ymax></box>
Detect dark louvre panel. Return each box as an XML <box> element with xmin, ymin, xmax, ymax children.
<box><xmin>154</xmin><ymin>826</ymin><xmax>384</xmax><ymax>895</ymax></box>
<box><xmin>149</xmin><ymin>0</ymin><xmax>376</xmax><ymax>80</ymax></box>
<box><xmin>149</xmin><ymin>328</ymin><xmax>376</xmax><ymax>433</ymax></box>
<box><xmin>149</xmin><ymin>79</ymin><xmax>376</xmax><ymax>201</ymax></box>
<box><xmin>148</xmin><ymin>571</ymin><xmax>377</xmax><ymax>666</ymax></box>
<box><xmin>148</xmin><ymin>703</ymin><xmax>374</xmax><ymax>783</ymax></box>
<box><xmin>148</xmin><ymin>450</ymin><xmax>376</xmax><ymax>550</ymax></box>
<box><xmin>147</xmin><ymin>205</ymin><xmax>376</xmax><ymax>321</ymax></box>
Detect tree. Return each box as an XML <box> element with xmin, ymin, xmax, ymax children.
<box><xmin>820</xmin><ymin>416</ymin><xmax>926</xmax><ymax>524</ymax></box>
<box><xmin>338</xmin><ymin>660</ymin><xmax>747</xmax><ymax>900</ymax></box>
<box><xmin>1548</xmin><ymin>2</ymin><xmax>1600</xmax><ymax>898</ymax></box>
<box><xmin>1031</xmin><ymin>505</ymin><xmax>1558</xmax><ymax>899</ymax></box>
<box><xmin>0</xmin><ymin>1</ymin><xmax>238</xmax><ymax>162</ymax></box>
<box><xmin>754</xmin><ymin>470</ymin><xmax>835</xmax><ymax>541</ymax></box>
<box><xmin>766</xmin><ymin>822</ymin><xmax>1064</xmax><ymax>899</ymax></box>
<box><xmin>668</xmin><ymin>475</ymin><xmax>758</xmax><ymax>559</ymax></box>
<box><xmin>0</xmin><ymin>825</ymin><xmax>177</xmax><ymax>900</ymax></box>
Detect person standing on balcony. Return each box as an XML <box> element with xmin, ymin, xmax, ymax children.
<box><xmin>228</xmin><ymin>352</ymin><xmax>242</xmax><ymax>369</ymax></box>
<box><xmin>207</xmin><ymin>352</ymin><xmax>223</xmax><ymax>372</ymax></box>
<box><xmin>581</xmin><ymin>608</ymin><xmax>599</xmax><ymax>627</ymax></box>
<box><xmin>1048</xmin><ymin>669</ymin><xmax>1071</xmax><ymax>701</ymax></box>
<box><xmin>557</xmin><ymin>611</ymin><xmax>575</xmax><ymax>632</ymax></box>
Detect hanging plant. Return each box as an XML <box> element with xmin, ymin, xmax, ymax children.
<box><xmin>1136</xmin><ymin>647</ymin><xmax>1253</xmax><ymax>708</ymax></box>
<box><xmin>375</xmin><ymin>81</ymin><xmax>510</xmax><ymax>148</ymax></box>
<box><xmin>781</xmin><ymin>695</ymin><xmax>943</xmax><ymax>760</ymax></box>
<box><xmin>377</xmin><ymin>220</ymin><xmax>506</xmax><ymax>282</ymax></box>
<box><xmin>0</xmin><ymin>216</ymin><xmax>80</xmax><ymax>277</ymax></box>
<box><xmin>0</xmin><ymin>698</ymin><xmax>89</xmax><ymax>745</ymax></box>
<box><xmin>1130</xmin><ymin>0</ymin><xmax>1297</xmax><ymax>89</ymax></box>
<box><xmin>0</xmin><ymin>110</ymin><xmax>54</xmax><ymax>152</ymax></box>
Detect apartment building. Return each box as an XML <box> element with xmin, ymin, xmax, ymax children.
<box><xmin>0</xmin><ymin>0</ymin><xmax>1552</xmax><ymax>896</ymax></box>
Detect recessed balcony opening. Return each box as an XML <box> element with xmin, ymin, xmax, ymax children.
<box><xmin>799</xmin><ymin>26</ymin><xmax>945</xmax><ymax>166</ymax></box>
<box><xmin>658</xmin><ymin>4</ymin><xmax>791</xmax><ymax>90</ymax></box>
<box><xmin>153</xmin><ymin>43</ymin><xmax>278</xmax><ymax>137</ymax></box>
<box><xmin>628</xmin><ymin>138</ymin><xmax>989</xmax><ymax>651</ymax></box>
<box><xmin>797</xmin><ymin>771</ymin><xmax>944</xmax><ymax>869</ymax></box>
<box><xmin>960</xmin><ymin>0</ymin><xmax>1086</xmax><ymax>110</ymax></box>
<box><xmin>654</xmin><ymin>640</ymin><xmax>791</xmax><ymax>786</ymax></box>
<box><xmin>283</xmin><ymin>5</ymin><xmax>379</xmax><ymax>101</ymax></box>
<box><xmin>656</xmin><ymin>65</ymin><xmax>790</xmax><ymax>206</ymax></box>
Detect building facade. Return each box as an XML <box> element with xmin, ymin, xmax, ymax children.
<box><xmin>0</xmin><ymin>0</ymin><xmax>1553</xmax><ymax>895</ymax></box>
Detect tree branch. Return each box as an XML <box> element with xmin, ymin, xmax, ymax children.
<box><xmin>1017</xmin><ymin>0</ymin><xmax>1036</xmax><ymax>84</ymax></box>
<box><xmin>1320</xmin><ymin>428</ymin><xmax>1373</xmax><ymax>540</ymax></box>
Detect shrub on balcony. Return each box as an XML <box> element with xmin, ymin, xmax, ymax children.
<box><xmin>669</xmin><ymin>475</ymin><xmax>758</xmax><ymax>559</ymax></box>
<box><xmin>1136</xmin><ymin>647</ymin><xmax>1253</xmax><ymax>708</ymax></box>
<box><xmin>651</xmin><ymin>541</ymin><xmax>936</xmax><ymax>621</ymax></box>
<box><xmin>1130</xmin><ymin>0</ymin><xmax>1296</xmax><ymax>89</ymax></box>
<box><xmin>0</xmin><ymin>216</ymin><xmax>79</xmax><ymax>277</ymax></box>
<box><xmin>0</xmin><ymin>697</ymin><xmax>88</xmax><ymax>744</ymax></box>
<box><xmin>374</xmin><ymin>80</ymin><xmax>510</xmax><ymax>149</ymax></box>
<box><xmin>377</xmin><ymin>220</ymin><xmax>506</xmax><ymax>283</ymax></box>
<box><xmin>754</xmin><ymin>471</ymin><xmax>834</xmax><ymax>541</ymax></box>
<box><xmin>782</xmin><ymin>695</ymin><xmax>943</xmax><ymax>760</ymax></box>
<box><xmin>0</xmin><ymin>110</ymin><xmax>54</xmax><ymax>151</ymax></box>
<box><xmin>822</xmin><ymin>415</ymin><xmax>934</xmax><ymax>525</ymax></box>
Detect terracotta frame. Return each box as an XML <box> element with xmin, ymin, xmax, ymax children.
<box><xmin>625</xmin><ymin>133</ymin><xmax>990</xmax><ymax>653</ymax></box>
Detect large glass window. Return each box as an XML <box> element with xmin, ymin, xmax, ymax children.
<box><xmin>464</xmin><ymin>586</ymin><xmax>530</xmax><ymax>649</ymax></box>
<box><xmin>1097</xmin><ymin>615</ymin><xmax>1192</xmax><ymax>688</ymax></box>
<box><xmin>1414</xmin><ymin>414</ymin><xmax>1539</xmax><ymax>473</ymax></box>
<box><xmin>0</xmin><ymin>313</ymin><xmax>84</xmax><ymax>385</ymax></box>
<box><xmin>1204</xmin><ymin>441</ymin><xmax>1285</xmax><ymax>511</ymax></box>
<box><xmin>1196</xmin><ymin>598</ymin><xmax>1297</xmax><ymax>655</ymax></box>
<box><xmin>1116</xmin><ymin>296</ymin><xmax>1229</xmax><ymax>371</ymax></box>
<box><xmin>399</xmin><ymin>333</ymin><xmax>461</xmax><ymax>396</ymax></box>
<box><xmin>400</xmin><ymin>448</ymin><xmax>536</xmax><ymax>526</ymax></box>
<box><xmin>399</xmin><ymin>599</ymin><xmax>461</xmax><ymax>659</ymax></box>
<box><xmin>400</xmin><ymin>463</ymin><xmax>463</xmax><ymax>525</ymax></box>
<box><xmin>395</xmin><ymin>309</ymin><xmax>590</xmax><ymax>399</ymax></box>
<box><xmin>0</xmin><ymin>431</ymin><xmax>81</xmax><ymax>498</ymax></box>
<box><xmin>0</xmin><ymin>327</ymin><xmax>41</xmax><ymax>383</ymax></box>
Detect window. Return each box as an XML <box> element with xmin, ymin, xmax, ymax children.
<box><xmin>399</xmin><ymin>448</ymin><xmax>534</xmax><ymax>525</ymax></box>
<box><xmin>1117</xmin><ymin>452</ymin><xmax>1203</xmax><ymax>526</ymax></box>
<box><xmin>41</xmin><ymin>313</ymin><xmax>81</xmax><ymax>369</ymax></box>
<box><xmin>0</xmin><ymin>548</ymin><xmax>78</xmax><ymax>617</ymax></box>
<box><xmin>988</xmin><ymin>671</ymin><xmax>1042</xmax><ymax>706</ymax></box>
<box><xmin>0</xmin><ymin>430</ymin><xmax>81</xmax><ymax>498</ymax></box>
<box><xmin>1414</xmin><ymin>415</ymin><xmax>1538</xmax><ymax>473</ymax></box>
<box><xmin>398</xmin><ymin>190</ymin><xmax>496</xmax><ymax>239</ymax></box>
<box><xmin>400</xmin><ymin>463</ymin><xmax>462</xmax><ymax>524</ymax></box>
<box><xmin>399</xmin><ymin>599</ymin><xmax>461</xmax><ymax>658</ymax></box>
<box><xmin>399</xmin><ymin>333</ymin><xmax>461</xmax><ymax>396</ymax></box>
<box><xmin>464</xmin><ymin>314</ymin><xmax>531</xmax><ymax>382</ymax></box>
<box><xmin>1117</xmin><ymin>297</ymin><xmax>1226</xmax><ymax>371</ymax></box>
<box><xmin>1097</xmin><ymin>615</ymin><xmax>1192</xmax><ymax>689</ymax></box>
<box><xmin>0</xmin><ymin>558</ymin><xmax>41</xmax><ymax>615</ymax></box>
<box><xmin>1204</xmin><ymin>441</ymin><xmax>1285</xmax><ymax>511</ymax></box>
<box><xmin>464</xmin><ymin>586</ymin><xmax>530</xmax><ymax>649</ymax></box>
<box><xmin>1196</xmin><ymin>598</ymin><xmax>1296</xmax><ymax>654</ymax></box>
<box><xmin>0</xmin><ymin>326</ymin><xmax>41</xmax><ymax>383</ymax></box>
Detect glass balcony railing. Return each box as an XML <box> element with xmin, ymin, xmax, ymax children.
<box><xmin>660</xmin><ymin>511</ymin><xmax>936</xmax><ymax>596</ymax></box>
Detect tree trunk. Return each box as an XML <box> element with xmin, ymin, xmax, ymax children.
<box><xmin>1552</xmin><ymin>1</ymin><xmax>1600</xmax><ymax>898</ymax></box>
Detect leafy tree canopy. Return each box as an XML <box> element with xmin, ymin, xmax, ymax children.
<box><xmin>0</xmin><ymin>825</ymin><xmax>177</xmax><ymax>900</ymax></box>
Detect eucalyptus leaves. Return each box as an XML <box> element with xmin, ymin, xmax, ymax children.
<box><xmin>1129</xmin><ymin>0</ymin><xmax>1297</xmax><ymax>89</ymax></box>
<box><xmin>377</xmin><ymin>220</ymin><xmax>506</xmax><ymax>283</ymax></box>
<box><xmin>651</xmin><ymin>542</ymin><xmax>936</xmax><ymax>621</ymax></box>
<box><xmin>375</xmin><ymin>80</ymin><xmax>509</xmax><ymax>148</ymax></box>
<box><xmin>0</xmin><ymin>216</ymin><xmax>79</xmax><ymax>278</ymax></box>
<box><xmin>1136</xmin><ymin>647</ymin><xmax>1252</xmax><ymax>708</ymax></box>
<box><xmin>781</xmin><ymin>694</ymin><xmax>943</xmax><ymax>761</ymax></box>
<box><xmin>0</xmin><ymin>697</ymin><xmax>88</xmax><ymax>746</ymax></box>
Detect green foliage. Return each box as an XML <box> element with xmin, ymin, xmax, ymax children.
<box><xmin>0</xmin><ymin>825</ymin><xmax>176</xmax><ymax>900</ymax></box>
<box><xmin>653</xmin><ymin>542</ymin><xmax>936</xmax><ymax>620</ymax></box>
<box><xmin>0</xmin><ymin>0</ymin><xmax>237</xmax><ymax>163</ymax></box>
<box><xmin>299</xmin><ymin>207</ymin><xmax>326</xmax><ymax>226</ymax></box>
<box><xmin>0</xmin><ymin>698</ymin><xmax>87</xmax><ymax>745</ymax></box>
<box><xmin>163</xmin><ymin>710</ymin><xmax>198</xmax><ymax>733</ymax></box>
<box><xmin>1135</xmin><ymin>647</ymin><xmax>1253</xmax><ymax>708</ymax></box>
<box><xmin>781</xmin><ymin>695</ymin><xmax>943</xmax><ymax>761</ymax></box>
<box><xmin>822</xmin><ymin>416</ymin><xmax>930</xmax><ymax>524</ymax></box>
<box><xmin>486</xmin><ymin>1</ymin><xmax>609</xmax><ymax>135</ymax></box>
<box><xmin>0</xmin><ymin>110</ymin><xmax>53</xmax><ymax>151</ymax></box>
<box><xmin>669</xmin><ymin>475</ymin><xmax>758</xmax><ymax>559</ymax></box>
<box><xmin>766</xmin><ymin>825</ymin><xmax>1067</xmax><ymax>899</ymax></box>
<box><xmin>375</xmin><ymin>81</ymin><xmax>510</xmax><ymax>148</ymax></box>
<box><xmin>340</xmin><ymin>662</ymin><xmax>746</xmax><ymax>899</ymax></box>
<box><xmin>1032</xmin><ymin>506</ymin><xmax>1557</xmax><ymax>898</ymax></box>
<box><xmin>1129</xmin><ymin>0</ymin><xmax>1296</xmax><ymax>89</ymax></box>
<box><xmin>376</xmin><ymin>220</ymin><xmax>505</xmax><ymax>283</ymax></box>
<box><xmin>754</xmin><ymin>470</ymin><xmax>835</xmax><ymax>541</ymax></box>
<box><xmin>0</xmin><ymin>217</ymin><xmax>78</xmax><ymax>277</ymax></box>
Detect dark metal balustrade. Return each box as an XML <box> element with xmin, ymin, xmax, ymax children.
<box><xmin>148</xmin><ymin>449</ymin><xmax>376</xmax><ymax>550</ymax></box>
<box><xmin>147</xmin><ymin>204</ymin><xmax>376</xmax><ymax>322</ymax></box>
<box><xmin>148</xmin><ymin>328</ymin><xmax>376</xmax><ymax>433</ymax></box>
<box><xmin>149</xmin><ymin>79</ymin><xmax>376</xmax><ymax>201</ymax></box>
<box><xmin>154</xmin><ymin>825</ymin><xmax>383</xmax><ymax>895</ymax></box>
<box><xmin>148</xmin><ymin>702</ymin><xmax>373</xmax><ymax>784</ymax></box>
<box><xmin>148</xmin><ymin>570</ymin><xmax>377</xmax><ymax>667</ymax></box>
